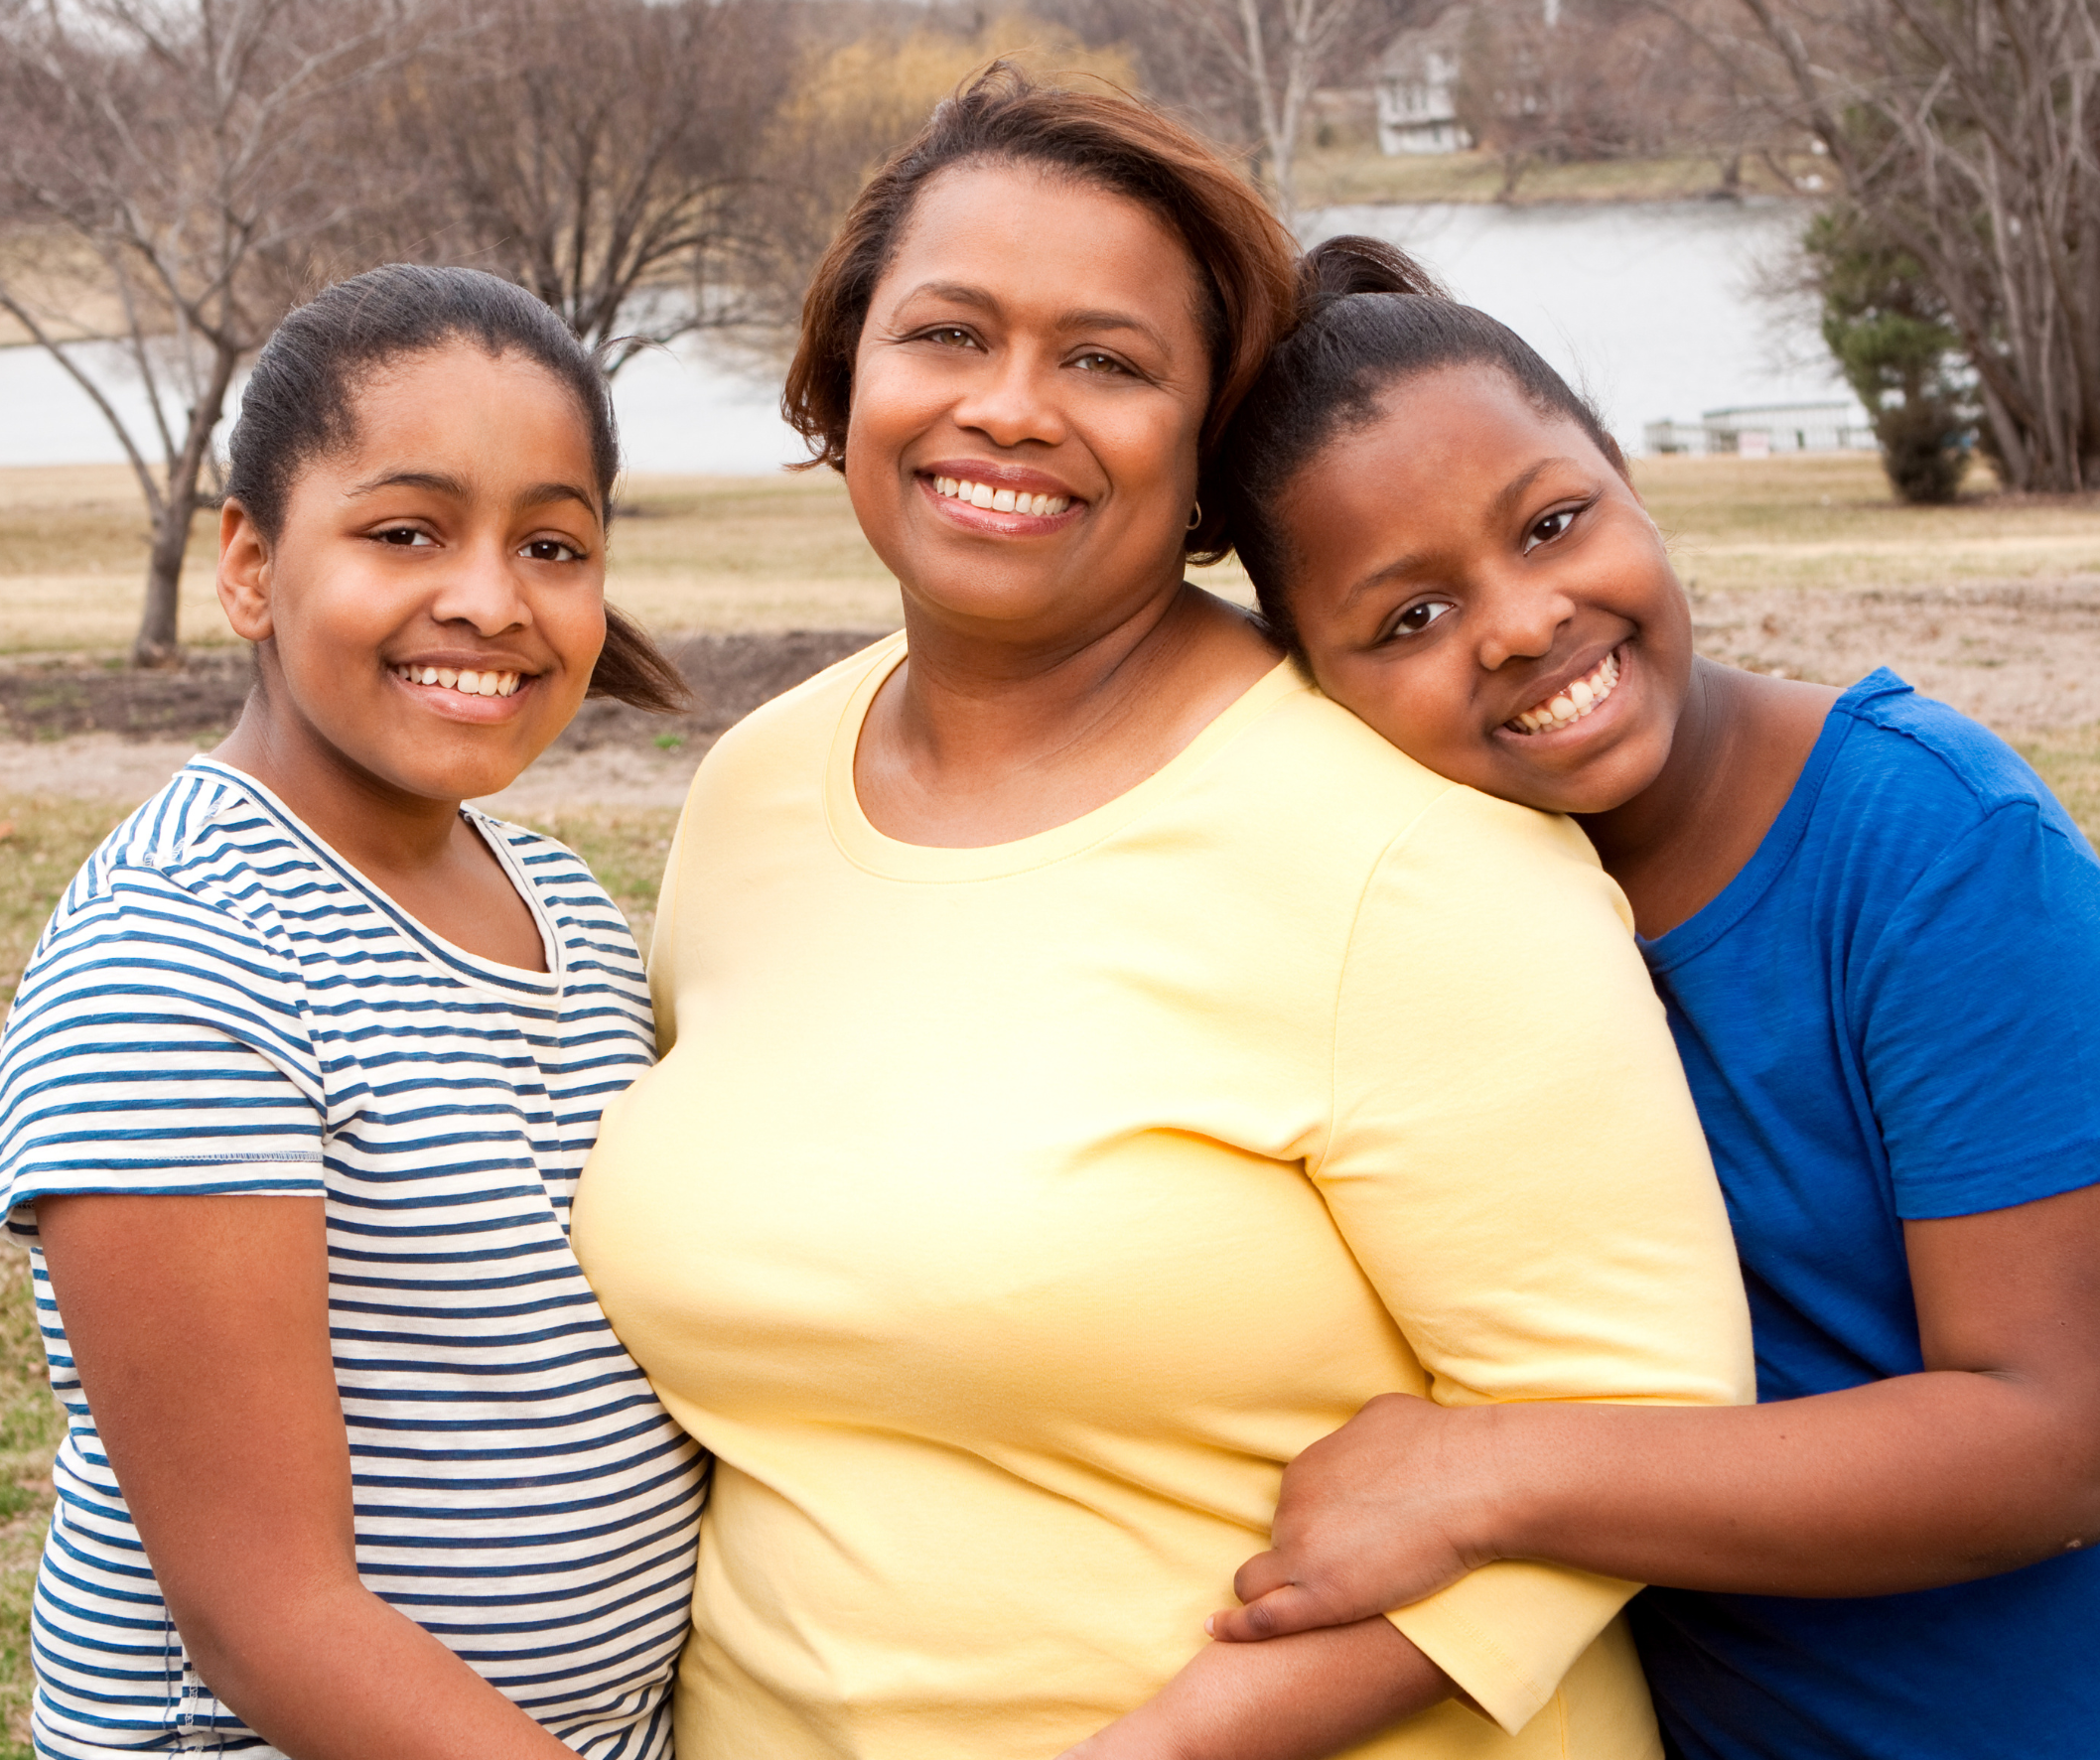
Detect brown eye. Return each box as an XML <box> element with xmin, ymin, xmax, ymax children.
<box><xmin>1524</xmin><ymin>509</ymin><xmax>1577</xmax><ymax>553</ymax></box>
<box><xmin>520</xmin><ymin>539</ymin><xmax>584</xmax><ymax>564</ymax></box>
<box><xmin>1389</xmin><ymin>600</ymin><xmax>1456</xmax><ymax>639</ymax></box>
<box><xmin>374</xmin><ymin>526</ymin><xmax>432</xmax><ymax>548</ymax></box>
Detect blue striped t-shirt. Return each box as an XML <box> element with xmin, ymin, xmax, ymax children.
<box><xmin>0</xmin><ymin>759</ymin><xmax>706</xmax><ymax>1759</ymax></box>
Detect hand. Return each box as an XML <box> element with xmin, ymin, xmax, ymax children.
<box><xmin>1207</xmin><ymin>1393</ymin><xmax>1500</xmax><ymax>1642</ymax></box>
<box><xmin>1055</xmin><ymin>1617</ymin><xmax>1452</xmax><ymax>1760</ymax></box>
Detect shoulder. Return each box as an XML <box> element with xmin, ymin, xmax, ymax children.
<box><xmin>466</xmin><ymin>812</ymin><xmax>650</xmax><ymax>999</ymax></box>
<box><xmin>1263</xmin><ymin>684</ymin><xmax>1612</xmax><ymax>886</ymax></box>
<box><xmin>1825</xmin><ymin>670</ymin><xmax>2080</xmax><ymax>844</ymax></box>
<box><xmin>36</xmin><ymin>763</ymin><xmax>313</xmax><ymax>958</ymax></box>
<box><xmin>471</xmin><ymin>813</ymin><xmax>629</xmax><ymax>929</ymax></box>
<box><xmin>1221</xmin><ymin>680</ymin><xmax>1632</xmax><ymax>953</ymax></box>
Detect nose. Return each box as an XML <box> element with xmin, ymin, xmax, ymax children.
<box><xmin>950</xmin><ymin>340</ymin><xmax>1066</xmax><ymax>451</ymax></box>
<box><xmin>1474</xmin><ymin>572</ymin><xmax>1576</xmax><ymax>673</ymax></box>
<box><xmin>429</xmin><ymin>534</ymin><xmax>531</xmax><ymax>637</ymax></box>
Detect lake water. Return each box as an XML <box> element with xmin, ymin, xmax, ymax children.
<box><xmin>0</xmin><ymin>200</ymin><xmax>1854</xmax><ymax>474</ymax></box>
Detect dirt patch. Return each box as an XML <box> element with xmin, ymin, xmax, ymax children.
<box><xmin>6</xmin><ymin>586</ymin><xmax>2099</xmax><ymax>812</ymax></box>
<box><xmin>1691</xmin><ymin>577</ymin><xmax>2100</xmax><ymax>734</ymax></box>
<box><xmin>0</xmin><ymin>628</ymin><xmax>888</xmax><ymax>747</ymax></box>
<box><xmin>0</xmin><ymin>651</ymin><xmax>250</xmax><ymax>743</ymax></box>
<box><xmin>0</xmin><ymin>629</ymin><xmax>890</xmax><ymax>812</ymax></box>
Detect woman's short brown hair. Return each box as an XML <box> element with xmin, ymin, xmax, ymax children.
<box><xmin>781</xmin><ymin>63</ymin><xmax>1298</xmax><ymax>563</ymax></box>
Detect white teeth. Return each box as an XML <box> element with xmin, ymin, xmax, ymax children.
<box><xmin>397</xmin><ymin>665</ymin><xmax>524</xmax><ymax>699</ymax></box>
<box><xmin>936</xmin><ymin>475</ymin><xmax>1072</xmax><ymax>516</ymax></box>
<box><xmin>1505</xmin><ymin>650</ymin><xmax>1622</xmax><ymax>736</ymax></box>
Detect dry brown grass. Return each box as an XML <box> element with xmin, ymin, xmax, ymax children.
<box><xmin>0</xmin><ymin>464</ymin><xmax>1263</xmax><ymax>653</ymax></box>
<box><xmin>1295</xmin><ymin>146</ymin><xmax>1818</xmax><ymax>207</ymax></box>
<box><xmin>1633</xmin><ymin>452</ymin><xmax>2100</xmax><ymax>596</ymax></box>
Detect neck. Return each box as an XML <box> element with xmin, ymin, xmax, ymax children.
<box><xmin>1578</xmin><ymin>656</ymin><xmax>1742</xmax><ymax>880</ymax></box>
<box><xmin>854</xmin><ymin>573</ymin><xmax>1280</xmax><ymax>849</ymax></box>
<box><xmin>213</xmin><ymin>695</ymin><xmax>465</xmax><ymax>880</ymax></box>
<box><xmin>889</xmin><ymin>578</ymin><xmax>1219</xmax><ymax>777</ymax></box>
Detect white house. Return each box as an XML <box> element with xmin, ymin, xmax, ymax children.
<box><xmin>1376</xmin><ymin>8</ymin><xmax>1472</xmax><ymax>156</ymax></box>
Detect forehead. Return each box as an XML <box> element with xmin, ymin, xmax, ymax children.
<box><xmin>1278</xmin><ymin>367</ymin><xmax>1615</xmax><ymax>581</ymax></box>
<box><xmin>1330</xmin><ymin>367</ymin><xmax>1596</xmax><ymax>478</ymax></box>
<box><xmin>327</xmin><ymin>343</ymin><xmax>599</xmax><ymax>479</ymax></box>
<box><xmin>873</xmin><ymin>160</ymin><xmax>1208</xmax><ymax>338</ymax></box>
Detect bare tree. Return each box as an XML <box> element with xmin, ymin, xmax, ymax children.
<box><xmin>384</xmin><ymin>0</ymin><xmax>800</xmax><ymax>372</ymax></box>
<box><xmin>1169</xmin><ymin>0</ymin><xmax>1368</xmax><ymax>219</ymax></box>
<box><xmin>1047</xmin><ymin>0</ymin><xmax>1422</xmax><ymax>221</ymax></box>
<box><xmin>1718</xmin><ymin>0</ymin><xmax>2100</xmax><ymax>491</ymax></box>
<box><xmin>0</xmin><ymin>0</ymin><xmax>414</xmax><ymax>664</ymax></box>
<box><xmin>731</xmin><ymin>8</ymin><xmax>1137</xmax><ymax>348</ymax></box>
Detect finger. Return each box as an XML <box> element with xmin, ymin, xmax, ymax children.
<box><xmin>1231</xmin><ymin>1548</ymin><xmax>1290</xmax><ymax>1604</ymax></box>
<box><xmin>1203</xmin><ymin>1583</ymin><xmax>1335</xmax><ymax>1643</ymax></box>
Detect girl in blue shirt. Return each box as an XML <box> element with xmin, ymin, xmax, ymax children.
<box><xmin>1199</xmin><ymin>237</ymin><xmax>2100</xmax><ymax>1759</ymax></box>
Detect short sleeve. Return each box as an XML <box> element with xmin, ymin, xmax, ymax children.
<box><xmin>1317</xmin><ymin>788</ymin><xmax>1754</xmax><ymax>1734</ymax></box>
<box><xmin>0</xmin><ymin>868</ymin><xmax>326</xmax><ymax>1234</ymax></box>
<box><xmin>1857</xmin><ymin>801</ymin><xmax>2100</xmax><ymax>1219</ymax></box>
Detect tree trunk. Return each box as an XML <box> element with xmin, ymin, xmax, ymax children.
<box><xmin>133</xmin><ymin>507</ymin><xmax>191</xmax><ymax>667</ymax></box>
<box><xmin>132</xmin><ymin>341</ymin><xmax>241</xmax><ymax>669</ymax></box>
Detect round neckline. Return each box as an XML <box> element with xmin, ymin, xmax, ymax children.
<box><xmin>184</xmin><ymin>756</ymin><xmax>564</xmax><ymax>992</ymax></box>
<box><xmin>823</xmin><ymin>634</ymin><xmax>1306</xmax><ymax>883</ymax></box>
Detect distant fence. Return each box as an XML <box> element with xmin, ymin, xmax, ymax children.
<box><xmin>1644</xmin><ymin>401</ymin><xmax>1876</xmax><ymax>457</ymax></box>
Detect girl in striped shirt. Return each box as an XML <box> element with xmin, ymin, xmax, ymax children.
<box><xmin>0</xmin><ymin>266</ymin><xmax>707</xmax><ymax>1759</ymax></box>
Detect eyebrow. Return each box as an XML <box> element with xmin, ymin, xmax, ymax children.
<box><xmin>899</xmin><ymin>281</ymin><xmax>1173</xmax><ymax>351</ymax></box>
<box><xmin>1488</xmin><ymin>457</ymin><xmax>1579</xmax><ymax>524</ymax></box>
<box><xmin>1336</xmin><ymin>456</ymin><xmax>1584</xmax><ymax>610</ymax></box>
<box><xmin>347</xmin><ymin>470</ymin><xmax>601</xmax><ymax>519</ymax></box>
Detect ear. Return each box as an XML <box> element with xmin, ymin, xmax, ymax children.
<box><xmin>217</xmin><ymin>500</ymin><xmax>275</xmax><ymax>641</ymax></box>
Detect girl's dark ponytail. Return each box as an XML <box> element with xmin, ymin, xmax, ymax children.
<box><xmin>1298</xmin><ymin>235</ymin><xmax>1449</xmax><ymax>304</ymax></box>
<box><xmin>1219</xmin><ymin>235</ymin><xmax>1620</xmax><ymax>651</ymax></box>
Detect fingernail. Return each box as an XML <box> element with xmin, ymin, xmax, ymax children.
<box><xmin>1203</xmin><ymin>1616</ymin><xmax>1215</xmax><ymax>1636</ymax></box>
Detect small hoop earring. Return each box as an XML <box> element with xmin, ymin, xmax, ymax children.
<box><xmin>1187</xmin><ymin>501</ymin><xmax>1203</xmax><ymax>531</ymax></box>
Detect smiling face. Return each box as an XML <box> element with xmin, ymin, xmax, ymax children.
<box><xmin>217</xmin><ymin>341</ymin><xmax>608</xmax><ymax>807</ymax></box>
<box><xmin>843</xmin><ymin>160</ymin><xmax>1213</xmax><ymax>644</ymax></box>
<box><xmin>1277</xmin><ymin>365</ymin><xmax>1694</xmax><ymax>817</ymax></box>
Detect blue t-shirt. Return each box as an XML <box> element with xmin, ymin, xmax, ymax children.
<box><xmin>1627</xmin><ymin>671</ymin><xmax>2100</xmax><ymax>1760</ymax></box>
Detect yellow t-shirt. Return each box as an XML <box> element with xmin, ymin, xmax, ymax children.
<box><xmin>573</xmin><ymin>637</ymin><xmax>1753</xmax><ymax>1760</ymax></box>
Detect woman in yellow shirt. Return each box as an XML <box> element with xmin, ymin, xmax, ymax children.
<box><xmin>572</xmin><ymin>68</ymin><xmax>1752</xmax><ymax>1760</ymax></box>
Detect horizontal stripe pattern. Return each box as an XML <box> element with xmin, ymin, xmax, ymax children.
<box><xmin>0</xmin><ymin>761</ymin><xmax>704</xmax><ymax>1758</ymax></box>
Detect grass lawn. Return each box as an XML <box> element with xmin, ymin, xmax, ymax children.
<box><xmin>1</xmin><ymin>447</ymin><xmax>2099</xmax><ymax>1739</ymax></box>
<box><xmin>11</xmin><ymin>453</ymin><xmax>2100</xmax><ymax>657</ymax></box>
<box><xmin>1295</xmin><ymin>144</ymin><xmax>1820</xmax><ymax>207</ymax></box>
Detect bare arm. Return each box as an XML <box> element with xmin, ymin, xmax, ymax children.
<box><xmin>1060</xmin><ymin>1616</ymin><xmax>1454</xmax><ymax>1760</ymax></box>
<box><xmin>39</xmin><ymin>1193</ymin><xmax>583</xmax><ymax>1760</ymax></box>
<box><xmin>1212</xmin><ymin>1180</ymin><xmax>2100</xmax><ymax>1639</ymax></box>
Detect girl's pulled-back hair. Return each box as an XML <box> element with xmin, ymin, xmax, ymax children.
<box><xmin>1222</xmin><ymin>235</ymin><xmax>1627</xmax><ymax>648</ymax></box>
<box><xmin>224</xmin><ymin>263</ymin><xmax>688</xmax><ymax>713</ymax></box>
<box><xmin>783</xmin><ymin>62</ymin><xmax>1299</xmax><ymax>562</ymax></box>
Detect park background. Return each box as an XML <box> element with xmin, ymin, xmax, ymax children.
<box><xmin>4</xmin><ymin>0</ymin><xmax>2100</xmax><ymax>1749</ymax></box>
